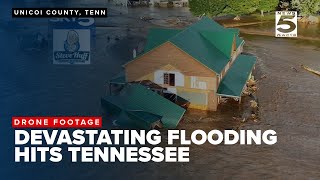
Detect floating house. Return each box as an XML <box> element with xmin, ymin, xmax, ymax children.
<box><xmin>103</xmin><ymin>17</ymin><xmax>256</xmax><ymax>129</ymax></box>
<box><xmin>123</xmin><ymin>17</ymin><xmax>256</xmax><ymax>111</ymax></box>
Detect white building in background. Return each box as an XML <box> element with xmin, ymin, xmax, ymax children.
<box><xmin>108</xmin><ymin>0</ymin><xmax>128</xmax><ymax>7</ymax></box>
<box><xmin>149</xmin><ymin>0</ymin><xmax>189</xmax><ymax>7</ymax></box>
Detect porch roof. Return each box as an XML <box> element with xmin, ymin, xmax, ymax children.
<box><xmin>101</xmin><ymin>84</ymin><xmax>186</xmax><ymax>129</ymax></box>
<box><xmin>217</xmin><ymin>55</ymin><xmax>256</xmax><ymax>98</ymax></box>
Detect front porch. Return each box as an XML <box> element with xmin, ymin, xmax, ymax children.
<box><xmin>217</xmin><ymin>54</ymin><xmax>257</xmax><ymax>104</ymax></box>
<box><xmin>108</xmin><ymin>72</ymin><xmax>190</xmax><ymax>109</ymax></box>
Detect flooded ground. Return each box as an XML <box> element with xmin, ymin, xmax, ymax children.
<box><xmin>1</xmin><ymin>2</ymin><xmax>320</xmax><ymax>179</ymax></box>
<box><xmin>216</xmin><ymin>14</ymin><xmax>320</xmax><ymax>39</ymax></box>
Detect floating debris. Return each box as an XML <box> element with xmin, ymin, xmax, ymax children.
<box><xmin>247</xmin><ymin>78</ymin><xmax>256</xmax><ymax>86</ymax></box>
<box><xmin>251</xmin><ymin>114</ymin><xmax>258</xmax><ymax>122</ymax></box>
<box><xmin>250</xmin><ymin>100</ymin><xmax>258</xmax><ymax>108</ymax></box>
<box><xmin>140</xmin><ymin>16</ymin><xmax>153</xmax><ymax>21</ymax></box>
<box><xmin>260</xmin><ymin>74</ymin><xmax>267</xmax><ymax>79</ymax></box>
<box><xmin>291</xmin><ymin>67</ymin><xmax>298</xmax><ymax>72</ymax></box>
<box><xmin>233</xmin><ymin>116</ymin><xmax>247</xmax><ymax>123</ymax></box>
<box><xmin>244</xmin><ymin>78</ymin><xmax>258</xmax><ymax>96</ymax></box>
<box><xmin>301</xmin><ymin>65</ymin><xmax>320</xmax><ymax>76</ymax></box>
<box><xmin>251</xmin><ymin>114</ymin><xmax>256</xmax><ymax>118</ymax></box>
<box><xmin>233</xmin><ymin>15</ymin><xmax>241</xmax><ymax>21</ymax></box>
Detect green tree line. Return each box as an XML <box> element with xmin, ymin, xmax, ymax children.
<box><xmin>189</xmin><ymin>0</ymin><xmax>320</xmax><ymax>18</ymax></box>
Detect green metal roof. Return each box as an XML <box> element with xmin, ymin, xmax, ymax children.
<box><xmin>222</xmin><ymin>28</ymin><xmax>243</xmax><ymax>49</ymax></box>
<box><xmin>127</xmin><ymin>110</ymin><xmax>162</xmax><ymax>123</ymax></box>
<box><xmin>101</xmin><ymin>96</ymin><xmax>136</xmax><ymax>110</ymax></box>
<box><xmin>111</xmin><ymin>111</ymin><xmax>132</xmax><ymax>127</ymax></box>
<box><xmin>101</xmin><ymin>84</ymin><xmax>186</xmax><ymax>129</ymax></box>
<box><xmin>134</xmin><ymin>16</ymin><xmax>245</xmax><ymax>74</ymax></box>
<box><xmin>113</xmin><ymin>111</ymin><xmax>160</xmax><ymax>130</ymax></box>
<box><xmin>144</xmin><ymin>28</ymin><xmax>182</xmax><ymax>52</ymax></box>
<box><xmin>123</xmin><ymin>84</ymin><xmax>186</xmax><ymax>128</ymax></box>
<box><xmin>236</xmin><ymin>37</ymin><xmax>244</xmax><ymax>48</ymax></box>
<box><xmin>169</xmin><ymin>17</ymin><xmax>230</xmax><ymax>73</ymax></box>
<box><xmin>200</xmin><ymin>31</ymin><xmax>235</xmax><ymax>58</ymax></box>
<box><xmin>228</xmin><ymin>28</ymin><xmax>240</xmax><ymax>35</ymax></box>
<box><xmin>217</xmin><ymin>55</ymin><xmax>256</xmax><ymax>97</ymax></box>
<box><xmin>170</xmin><ymin>30</ymin><xmax>229</xmax><ymax>73</ymax></box>
<box><xmin>127</xmin><ymin>111</ymin><xmax>161</xmax><ymax>129</ymax></box>
<box><xmin>102</xmin><ymin>97</ymin><xmax>161</xmax><ymax>130</ymax></box>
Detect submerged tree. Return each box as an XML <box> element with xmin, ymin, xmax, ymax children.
<box><xmin>189</xmin><ymin>0</ymin><xmax>227</xmax><ymax>17</ymax></box>
<box><xmin>258</xmin><ymin>0</ymin><xmax>279</xmax><ymax>16</ymax></box>
<box><xmin>222</xmin><ymin>0</ymin><xmax>260</xmax><ymax>20</ymax></box>
<box><xmin>291</xmin><ymin>0</ymin><xmax>320</xmax><ymax>16</ymax></box>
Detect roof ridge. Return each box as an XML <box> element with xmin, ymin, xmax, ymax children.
<box><xmin>199</xmin><ymin>30</ymin><xmax>236</xmax><ymax>59</ymax></box>
<box><xmin>168</xmin><ymin>41</ymin><xmax>220</xmax><ymax>75</ymax></box>
<box><xmin>145</xmin><ymin>27</ymin><xmax>181</xmax><ymax>48</ymax></box>
<box><xmin>125</xmin><ymin>17</ymin><xmax>238</xmax><ymax>74</ymax></box>
<box><xmin>167</xmin><ymin>16</ymin><xmax>212</xmax><ymax>42</ymax></box>
<box><xmin>124</xmin><ymin>18</ymin><xmax>212</xmax><ymax>66</ymax></box>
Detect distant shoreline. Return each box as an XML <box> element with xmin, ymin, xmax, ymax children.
<box><xmin>221</xmin><ymin>20</ymin><xmax>320</xmax><ymax>42</ymax></box>
<box><xmin>238</xmin><ymin>28</ymin><xmax>320</xmax><ymax>41</ymax></box>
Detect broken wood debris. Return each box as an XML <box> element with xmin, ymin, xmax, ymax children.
<box><xmin>140</xmin><ymin>16</ymin><xmax>154</xmax><ymax>21</ymax></box>
<box><xmin>301</xmin><ymin>65</ymin><xmax>320</xmax><ymax>76</ymax></box>
<box><xmin>291</xmin><ymin>67</ymin><xmax>298</xmax><ymax>72</ymax></box>
<box><xmin>250</xmin><ymin>100</ymin><xmax>258</xmax><ymax>108</ymax></box>
<box><xmin>244</xmin><ymin>78</ymin><xmax>258</xmax><ymax>96</ymax></box>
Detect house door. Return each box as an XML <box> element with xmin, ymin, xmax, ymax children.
<box><xmin>164</xmin><ymin>73</ymin><xmax>175</xmax><ymax>86</ymax></box>
<box><xmin>169</xmin><ymin>73</ymin><xmax>175</xmax><ymax>86</ymax></box>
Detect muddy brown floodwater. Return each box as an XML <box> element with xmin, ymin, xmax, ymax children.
<box><xmin>159</xmin><ymin>36</ymin><xmax>320</xmax><ymax>179</ymax></box>
<box><xmin>94</xmin><ymin>5</ymin><xmax>320</xmax><ymax>179</ymax></box>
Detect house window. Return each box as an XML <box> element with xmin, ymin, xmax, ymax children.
<box><xmin>164</xmin><ymin>73</ymin><xmax>175</xmax><ymax>86</ymax></box>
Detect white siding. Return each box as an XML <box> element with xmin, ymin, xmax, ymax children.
<box><xmin>198</xmin><ymin>82</ymin><xmax>207</xmax><ymax>90</ymax></box>
<box><xmin>191</xmin><ymin>76</ymin><xmax>197</xmax><ymax>88</ymax></box>
<box><xmin>174</xmin><ymin>72</ymin><xmax>184</xmax><ymax>87</ymax></box>
<box><xmin>190</xmin><ymin>76</ymin><xmax>207</xmax><ymax>90</ymax></box>
<box><xmin>154</xmin><ymin>70</ymin><xmax>164</xmax><ymax>85</ymax></box>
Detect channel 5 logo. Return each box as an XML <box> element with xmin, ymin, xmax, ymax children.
<box><xmin>275</xmin><ymin>11</ymin><xmax>297</xmax><ymax>37</ymax></box>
